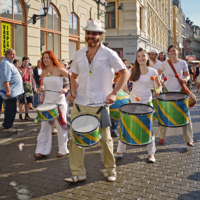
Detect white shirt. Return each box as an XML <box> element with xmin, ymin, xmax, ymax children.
<box><xmin>130</xmin><ymin>67</ymin><xmax>158</xmax><ymax>104</ymax></box>
<box><xmin>152</xmin><ymin>60</ymin><xmax>162</xmax><ymax>72</ymax></box>
<box><xmin>38</xmin><ymin>68</ymin><xmax>42</xmax><ymax>76</ymax></box>
<box><xmin>71</xmin><ymin>44</ymin><xmax>126</xmax><ymax>106</ymax></box>
<box><xmin>159</xmin><ymin>59</ymin><xmax>188</xmax><ymax>92</ymax></box>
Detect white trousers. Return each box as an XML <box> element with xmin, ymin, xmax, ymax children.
<box><xmin>35</xmin><ymin>103</ymin><xmax>69</xmax><ymax>155</ymax></box>
<box><xmin>159</xmin><ymin>120</ymin><xmax>193</xmax><ymax>143</ymax></box>
<box><xmin>116</xmin><ymin>135</ymin><xmax>156</xmax><ymax>156</ymax></box>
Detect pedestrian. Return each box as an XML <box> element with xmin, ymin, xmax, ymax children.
<box><xmin>34</xmin><ymin>51</ymin><xmax>70</xmax><ymax>158</ymax></box>
<box><xmin>114</xmin><ymin>48</ymin><xmax>162</xmax><ymax>163</ymax></box>
<box><xmin>0</xmin><ymin>48</ymin><xmax>24</xmax><ymax>132</ymax></box>
<box><xmin>196</xmin><ymin>63</ymin><xmax>200</xmax><ymax>93</ymax></box>
<box><xmin>13</xmin><ymin>59</ymin><xmax>19</xmax><ymax>68</ymax></box>
<box><xmin>33</xmin><ymin>60</ymin><xmax>42</xmax><ymax>107</ymax></box>
<box><xmin>18</xmin><ymin>56</ymin><xmax>37</xmax><ymax>122</ymax></box>
<box><xmin>65</xmin><ymin>19</ymin><xmax>129</xmax><ymax>183</ymax></box>
<box><xmin>158</xmin><ymin>52</ymin><xmax>168</xmax><ymax>62</ymax></box>
<box><xmin>158</xmin><ymin>45</ymin><xmax>194</xmax><ymax>147</ymax></box>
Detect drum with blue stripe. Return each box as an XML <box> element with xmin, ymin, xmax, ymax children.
<box><xmin>157</xmin><ymin>92</ymin><xmax>189</xmax><ymax>127</ymax></box>
<box><xmin>71</xmin><ymin>114</ymin><xmax>101</xmax><ymax>147</ymax></box>
<box><xmin>110</xmin><ymin>89</ymin><xmax>129</xmax><ymax>121</ymax></box>
<box><xmin>37</xmin><ymin>103</ymin><xmax>59</xmax><ymax>121</ymax></box>
<box><xmin>119</xmin><ymin>104</ymin><xmax>154</xmax><ymax>146</ymax></box>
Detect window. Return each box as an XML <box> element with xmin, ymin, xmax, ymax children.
<box><xmin>0</xmin><ymin>0</ymin><xmax>26</xmax><ymax>60</ymax></box>
<box><xmin>69</xmin><ymin>13</ymin><xmax>79</xmax><ymax>36</ymax></box>
<box><xmin>140</xmin><ymin>7</ymin><xmax>142</xmax><ymax>30</ymax></box>
<box><xmin>40</xmin><ymin>4</ymin><xmax>61</xmax><ymax>59</ymax></box>
<box><xmin>182</xmin><ymin>27</ymin><xmax>185</xmax><ymax>35</ymax></box>
<box><xmin>69</xmin><ymin>13</ymin><xmax>79</xmax><ymax>60</ymax></box>
<box><xmin>105</xmin><ymin>3</ymin><xmax>115</xmax><ymax>29</ymax></box>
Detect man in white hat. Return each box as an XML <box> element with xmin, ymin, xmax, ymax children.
<box><xmin>65</xmin><ymin>19</ymin><xmax>129</xmax><ymax>182</ymax></box>
<box><xmin>149</xmin><ymin>49</ymin><xmax>162</xmax><ymax>72</ymax></box>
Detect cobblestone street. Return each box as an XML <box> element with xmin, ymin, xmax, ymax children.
<box><xmin>1</xmin><ymin>90</ymin><xmax>200</xmax><ymax>200</ymax></box>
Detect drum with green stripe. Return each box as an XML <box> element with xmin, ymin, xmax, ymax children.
<box><xmin>157</xmin><ymin>92</ymin><xmax>189</xmax><ymax>127</ymax></box>
<box><xmin>110</xmin><ymin>89</ymin><xmax>129</xmax><ymax>121</ymax></box>
<box><xmin>152</xmin><ymin>98</ymin><xmax>158</xmax><ymax>120</ymax></box>
<box><xmin>71</xmin><ymin>114</ymin><xmax>101</xmax><ymax>147</ymax></box>
<box><xmin>119</xmin><ymin>104</ymin><xmax>154</xmax><ymax>146</ymax></box>
<box><xmin>37</xmin><ymin>103</ymin><xmax>59</xmax><ymax>121</ymax></box>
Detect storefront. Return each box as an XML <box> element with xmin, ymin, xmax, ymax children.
<box><xmin>0</xmin><ymin>0</ymin><xmax>105</xmax><ymax>66</ymax></box>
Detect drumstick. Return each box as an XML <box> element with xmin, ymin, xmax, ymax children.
<box><xmin>150</xmin><ymin>76</ymin><xmax>156</xmax><ymax>91</ymax></box>
<box><xmin>126</xmin><ymin>91</ymin><xmax>141</xmax><ymax>101</ymax></box>
<box><xmin>45</xmin><ymin>90</ymin><xmax>60</xmax><ymax>93</ymax></box>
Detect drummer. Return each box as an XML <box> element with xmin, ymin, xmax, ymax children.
<box><xmin>34</xmin><ymin>51</ymin><xmax>70</xmax><ymax>158</ymax></box>
<box><xmin>114</xmin><ymin>48</ymin><xmax>162</xmax><ymax>163</ymax></box>
<box><xmin>157</xmin><ymin>45</ymin><xmax>194</xmax><ymax>147</ymax></box>
<box><xmin>65</xmin><ymin>19</ymin><xmax>129</xmax><ymax>183</ymax></box>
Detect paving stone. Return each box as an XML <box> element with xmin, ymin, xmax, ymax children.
<box><xmin>98</xmin><ymin>194</ymin><xmax>115</xmax><ymax>200</ymax></box>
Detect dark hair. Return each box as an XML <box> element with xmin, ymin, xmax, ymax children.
<box><xmin>158</xmin><ymin>52</ymin><xmax>168</xmax><ymax>61</ymax></box>
<box><xmin>122</xmin><ymin>58</ymin><xmax>128</xmax><ymax>64</ymax></box>
<box><xmin>130</xmin><ymin>48</ymin><xmax>149</xmax><ymax>82</ymax></box>
<box><xmin>22</xmin><ymin>56</ymin><xmax>30</xmax><ymax>61</ymax></box>
<box><xmin>102</xmin><ymin>42</ymin><xmax>110</xmax><ymax>48</ymax></box>
<box><xmin>167</xmin><ymin>45</ymin><xmax>179</xmax><ymax>53</ymax></box>
<box><xmin>13</xmin><ymin>59</ymin><xmax>19</xmax><ymax>64</ymax></box>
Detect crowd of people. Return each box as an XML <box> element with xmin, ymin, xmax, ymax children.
<box><xmin>0</xmin><ymin>19</ymin><xmax>198</xmax><ymax>183</ymax></box>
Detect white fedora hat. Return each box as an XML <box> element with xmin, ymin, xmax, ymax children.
<box><xmin>150</xmin><ymin>49</ymin><xmax>159</xmax><ymax>54</ymax></box>
<box><xmin>83</xmin><ymin>19</ymin><xmax>106</xmax><ymax>33</ymax></box>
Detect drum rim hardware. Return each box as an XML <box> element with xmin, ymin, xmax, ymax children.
<box><xmin>119</xmin><ymin>103</ymin><xmax>155</xmax><ymax>116</ymax></box>
<box><xmin>71</xmin><ymin>114</ymin><xmax>100</xmax><ymax>135</ymax></box>
<box><xmin>158</xmin><ymin>92</ymin><xmax>189</xmax><ymax>101</ymax></box>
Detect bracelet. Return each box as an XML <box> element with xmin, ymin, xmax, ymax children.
<box><xmin>156</xmin><ymin>89</ymin><xmax>161</xmax><ymax>94</ymax></box>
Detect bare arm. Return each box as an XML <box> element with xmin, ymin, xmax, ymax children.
<box><xmin>106</xmin><ymin>68</ymin><xmax>130</xmax><ymax>104</ymax></box>
<box><xmin>3</xmin><ymin>82</ymin><xmax>11</xmax><ymax>98</ymax></box>
<box><xmin>158</xmin><ymin>68</ymin><xmax>163</xmax><ymax>76</ymax></box>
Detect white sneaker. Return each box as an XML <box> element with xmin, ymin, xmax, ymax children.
<box><xmin>149</xmin><ymin>157</ymin><xmax>156</xmax><ymax>163</ymax></box>
<box><xmin>113</xmin><ymin>153</ymin><xmax>123</xmax><ymax>158</ymax></box>
<box><xmin>64</xmin><ymin>175</ymin><xmax>86</xmax><ymax>183</ymax></box>
<box><xmin>107</xmin><ymin>171</ymin><xmax>117</xmax><ymax>182</ymax></box>
<box><xmin>4</xmin><ymin>127</ymin><xmax>17</xmax><ymax>133</ymax></box>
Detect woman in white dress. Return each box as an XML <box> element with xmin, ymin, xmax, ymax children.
<box><xmin>34</xmin><ymin>51</ymin><xmax>70</xmax><ymax>158</ymax></box>
<box><xmin>114</xmin><ymin>48</ymin><xmax>162</xmax><ymax>163</ymax></box>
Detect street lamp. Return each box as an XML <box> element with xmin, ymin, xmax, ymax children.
<box><xmin>32</xmin><ymin>0</ymin><xmax>51</xmax><ymax>24</ymax></box>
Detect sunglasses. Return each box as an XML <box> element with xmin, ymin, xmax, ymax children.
<box><xmin>86</xmin><ymin>31</ymin><xmax>99</xmax><ymax>36</ymax></box>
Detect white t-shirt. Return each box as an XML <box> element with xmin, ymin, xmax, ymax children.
<box><xmin>153</xmin><ymin>60</ymin><xmax>162</xmax><ymax>72</ymax></box>
<box><xmin>130</xmin><ymin>67</ymin><xmax>158</xmax><ymax>104</ymax></box>
<box><xmin>38</xmin><ymin>68</ymin><xmax>42</xmax><ymax>76</ymax></box>
<box><xmin>159</xmin><ymin>59</ymin><xmax>188</xmax><ymax>92</ymax></box>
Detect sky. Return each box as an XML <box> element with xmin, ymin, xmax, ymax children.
<box><xmin>181</xmin><ymin>0</ymin><xmax>200</xmax><ymax>27</ymax></box>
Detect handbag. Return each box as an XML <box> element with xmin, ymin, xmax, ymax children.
<box><xmin>23</xmin><ymin>68</ymin><xmax>33</xmax><ymax>94</ymax></box>
<box><xmin>167</xmin><ymin>59</ymin><xmax>197</xmax><ymax>108</ymax></box>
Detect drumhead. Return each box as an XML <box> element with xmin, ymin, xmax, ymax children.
<box><xmin>158</xmin><ymin>92</ymin><xmax>189</xmax><ymax>101</ymax></box>
<box><xmin>72</xmin><ymin>114</ymin><xmax>100</xmax><ymax>133</ymax></box>
<box><xmin>37</xmin><ymin>103</ymin><xmax>57</xmax><ymax>111</ymax></box>
<box><xmin>119</xmin><ymin>103</ymin><xmax>154</xmax><ymax>115</ymax></box>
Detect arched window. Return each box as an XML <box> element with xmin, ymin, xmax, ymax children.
<box><xmin>69</xmin><ymin>13</ymin><xmax>79</xmax><ymax>60</ymax></box>
<box><xmin>40</xmin><ymin>4</ymin><xmax>61</xmax><ymax>59</ymax></box>
<box><xmin>0</xmin><ymin>0</ymin><xmax>26</xmax><ymax>60</ymax></box>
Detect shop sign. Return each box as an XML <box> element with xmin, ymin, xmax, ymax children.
<box><xmin>1</xmin><ymin>22</ymin><xmax>11</xmax><ymax>56</ymax></box>
<box><xmin>186</xmin><ymin>55</ymin><xmax>196</xmax><ymax>60</ymax></box>
<box><xmin>126</xmin><ymin>52</ymin><xmax>135</xmax><ymax>55</ymax></box>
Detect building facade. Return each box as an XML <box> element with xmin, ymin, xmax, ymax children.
<box><xmin>185</xmin><ymin>18</ymin><xmax>200</xmax><ymax>60</ymax></box>
<box><xmin>0</xmin><ymin>0</ymin><xmax>106</xmax><ymax>66</ymax></box>
<box><xmin>172</xmin><ymin>0</ymin><xmax>186</xmax><ymax>58</ymax></box>
<box><xmin>105</xmin><ymin>0</ymin><xmax>173</xmax><ymax>63</ymax></box>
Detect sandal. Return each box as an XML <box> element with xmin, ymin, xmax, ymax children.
<box><xmin>34</xmin><ymin>153</ymin><xmax>46</xmax><ymax>158</ymax></box>
<box><xmin>64</xmin><ymin>175</ymin><xmax>86</xmax><ymax>183</ymax></box>
<box><xmin>57</xmin><ymin>153</ymin><xmax>63</xmax><ymax>158</ymax></box>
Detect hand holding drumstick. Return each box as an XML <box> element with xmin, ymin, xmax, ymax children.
<box><xmin>150</xmin><ymin>76</ymin><xmax>160</xmax><ymax>97</ymax></box>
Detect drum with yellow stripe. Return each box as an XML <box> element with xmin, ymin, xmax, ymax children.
<box><xmin>71</xmin><ymin>114</ymin><xmax>101</xmax><ymax>147</ymax></box>
<box><xmin>110</xmin><ymin>89</ymin><xmax>129</xmax><ymax>121</ymax></box>
<box><xmin>157</xmin><ymin>92</ymin><xmax>189</xmax><ymax>127</ymax></box>
<box><xmin>119</xmin><ymin>104</ymin><xmax>154</xmax><ymax>146</ymax></box>
<box><xmin>37</xmin><ymin>103</ymin><xmax>59</xmax><ymax>121</ymax></box>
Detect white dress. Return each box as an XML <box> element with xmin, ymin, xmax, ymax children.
<box><xmin>35</xmin><ymin>76</ymin><xmax>69</xmax><ymax>155</ymax></box>
<box><xmin>117</xmin><ymin>68</ymin><xmax>157</xmax><ymax>155</ymax></box>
